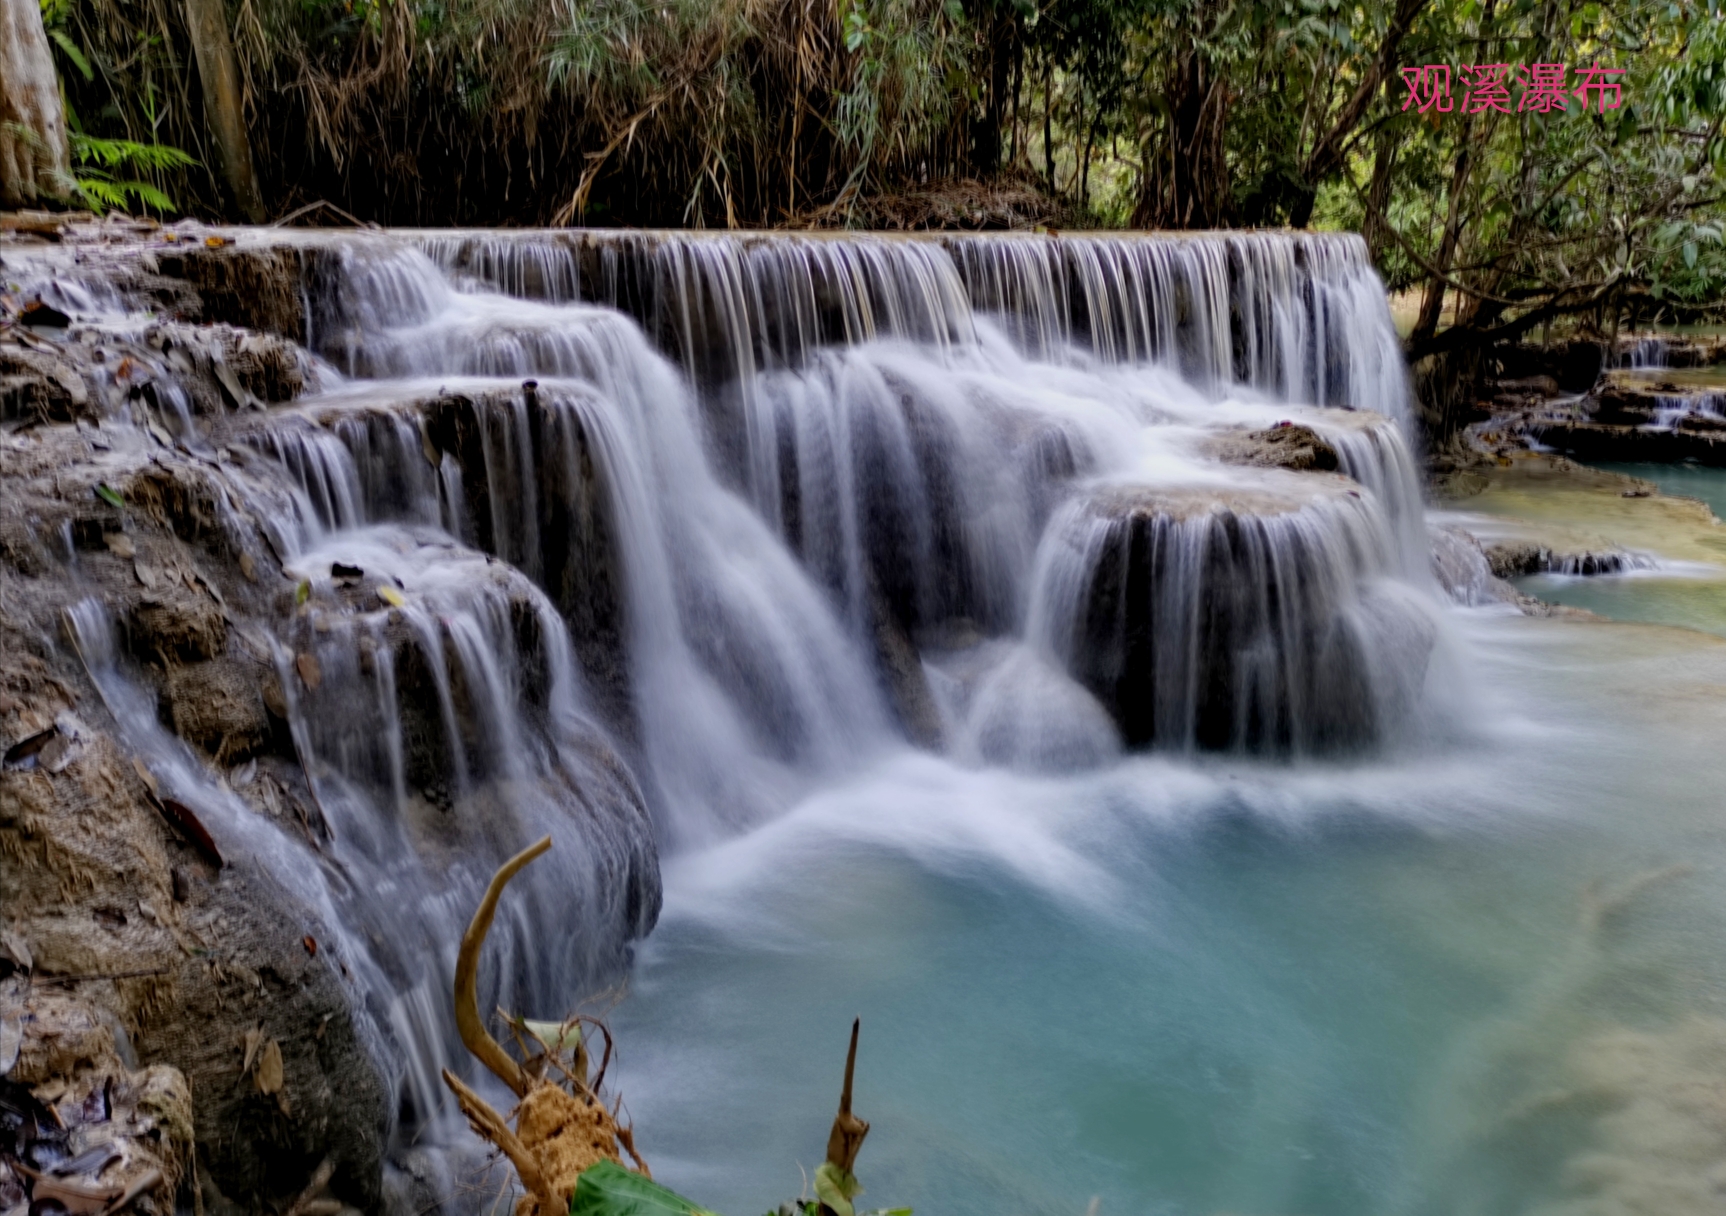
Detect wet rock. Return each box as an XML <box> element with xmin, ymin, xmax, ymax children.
<box><xmin>1428</xmin><ymin>525</ymin><xmax>1519</xmax><ymax>607</ymax></box>
<box><xmin>161</xmin><ymin>659</ymin><xmax>271</xmax><ymax>762</ymax></box>
<box><xmin>0</xmin><ymin>343</ymin><xmax>91</xmax><ymax>423</ymax></box>
<box><xmin>1052</xmin><ymin>475</ymin><xmax>1434</xmax><ymax>753</ymax></box>
<box><xmin>1532</xmin><ymin>419</ymin><xmax>1726</xmax><ymax>466</ymax></box>
<box><xmin>1484</xmin><ymin>540</ymin><xmax>1650</xmax><ymax>578</ymax></box>
<box><xmin>129</xmin><ymin>583</ymin><xmax>226</xmax><ymax>665</ymax></box>
<box><xmin>152</xmin><ymin>246</ymin><xmax>308</xmax><ymax>342</ymax></box>
<box><xmin>1</xmin><ymin>983</ymin><xmax>194</xmax><ymax>1216</ymax></box>
<box><xmin>0</xmin><ymin>691</ymin><xmax>388</xmax><ymax>1212</ymax></box>
<box><xmin>1210</xmin><ymin>422</ymin><xmax>1340</xmax><ymax>473</ymax></box>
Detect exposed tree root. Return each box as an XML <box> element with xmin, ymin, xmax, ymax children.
<box><xmin>442</xmin><ymin>836</ymin><xmax>634</xmax><ymax>1216</ymax></box>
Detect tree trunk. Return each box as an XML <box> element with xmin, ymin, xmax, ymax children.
<box><xmin>1360</xmin><ymin>127</ymin><xmax>1398</xmax><ymax>267</ymax></box>
<box><xmin>1133</xmin><ymin>45</ymin><xmax>1229</xmax><ymax>229</ymax></box>
<box><xmin>1412</xmin><ymin>122</ymin><xmax>1475</xmax><ymax>343</ymax></box>
<box><xmin>971</xmin><ymin>4</ymin><xmax>1015</xmax><ymax>175</ymax></box>
<box><xmin>183</xmin><ymin>0</ymin><xmax>265</xmax><ymax>221</ymax></box>
<box><xmin>0</xmin><ymin>0</ymin><xmax>72</xmax><ymax>207</ymax></box>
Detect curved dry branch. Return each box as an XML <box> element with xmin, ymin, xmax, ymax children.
<box><xmin>455</xmin><ymin>835</ymin><xmax>553</xmax><ymax>1098</ymax></box>
<box><xmin>442</xmin><ymin>1068</ymin><xmax>559</xmax><ymax>1215</ymax></box>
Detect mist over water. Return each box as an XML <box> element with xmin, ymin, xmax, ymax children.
<box><xmin>18</xmin><ymin>228</ymin><xmax>1723</xmax><ymax>1216</ymax></box>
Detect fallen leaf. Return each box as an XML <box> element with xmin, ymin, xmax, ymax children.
<box><xmin>255</xmin><ymin>1038</ymin><xmax>285</xmax><ymax>1095</ymax></box>
<box><xmin>4</xmin><ymin>726</ymin><xmax>57</xmax><ymax>768</ymax></box>
<box><xmin>131</xmin><ymin>757</ymin><xmax>159</xmax><ymax>798</ymax></box>
<box><xmin>93</xmin><ymin>483</ymin><xmax>124</xmax><ymax>508</ymax></box>
<box><xmin>302</xmin><ymin>935</ymin><xmax>317</xmax><ymax>957</ymax></box>
<box><xmin>134</xmin><ymin>558</ymin><xmax>160</xmax><ymax>589</ymax></box>
<box><xmin>103</xmin><ymin>531</ymin><xmax>135</xmax><ymax>558</ymax></box>
<box><xmin>0</xmin><ymin>1012</ymin><xmax>20</xmax><ymax>1074</ymax></box>
<box><xmin>39</xmin><ymin>732</ymin><xmax>75</xmax><ymax>773</ymax></box>
<box><xmin>376</xmin><ymin>585</ymin><xmax>405</xmax><ymax>608</ymax></box>
<box><xmin>294</xmin><ymin>578</ymin><xmax>311</xmax><ymax>606</ymax></box>
<box><xmin>158</xmin><ymin>797</ymin><xmax>224</xmax><ymax>868</ymax></box>
<box><xmin>204</xmin><ymin>235</ymin><xmax>229</xmax><ymax>248</ymax></box>
<box><xmin>0</xmin><ymin>928</ymin><xmax>33</xmax><ymax>973</ymax></box>
<box><xmin>295</xmin><ymin>652</ymin><xmax>321</xmax><ymax>690</ymax></box>
<box><xmin>239</xmin><ymin>552</ymin><xmax>257</xmax><ymax>582</ymax></box>
<box><xmin>242</xmin><ymin>1025</ymin><xmax>264</xmax><ymax>1074</ymax></box>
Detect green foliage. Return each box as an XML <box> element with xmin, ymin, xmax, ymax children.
<box><xmin>812</xmin><ymin>1162</ymin><xmax>862</xmax><ymax>1216</ymax></box>
<box><xmin>69</xmin><ymin>132</ymin><xmax>193</xmax><ymax>214</ymax></box>
<box><xmin>569</xmin><ymin>1161</ymin><xmax>718</xmax><ymax>1216</ymax></box>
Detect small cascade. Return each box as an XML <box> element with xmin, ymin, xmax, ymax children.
<box><xmin>1027</xmin><ymin>474</ymin><xmax>1435</xmax><ymax>754</ymax></box>
<box><xmin>270</xmin><ymin>528</ymin><xmax>658</xmax><ymax>1126</ymax></box>
<box><xmin>1619</xmin><ymin>335</ymin><xmax>1669</xmax><ymax>369</ymax></box>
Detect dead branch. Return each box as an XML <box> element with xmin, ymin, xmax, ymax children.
<box><xmin>824</xmin><ymin>1018</ymin><xmax>868</xmax><ymax>1175</ymax></box>
<box><xmin>442</xmin><ymin>1068</ymin><xmax>558</xmax><ymax>1216</ymax></box>
<box><xmin>455</xmin><ymin>836</ymin><xmax>552</xmax><ymax>1098</ymax></box>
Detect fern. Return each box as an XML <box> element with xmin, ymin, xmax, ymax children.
<box><xmin>68</xmin><ymin>132</ymin><xmax>196</xmax><ymax>216</ymax></box>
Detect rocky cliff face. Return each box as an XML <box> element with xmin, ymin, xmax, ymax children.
<box><xmin>1</xmin><ymin>220</ymin><xmax>660</xmax><ymax>1214</ymax></box>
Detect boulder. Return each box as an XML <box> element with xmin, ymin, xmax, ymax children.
<box><xmin>1210</xmin><ymin>422</ymin><xmax>1340</xmax><ymax>473</ymax></box>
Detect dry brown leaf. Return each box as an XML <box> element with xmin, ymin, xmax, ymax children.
<box><xmin>103</xmin><ymin>532</ymin><xmax>136</xmax><ymax>558</ymax></box>
<box><xmin>295</xmin><ymin>653</ymin><xmax>321</xmax><ymax>691</ymax></box>
<box><xmin>255</xmin><ymin>1037</ymin><xmax>284</xmax><ymax>1095</ymax></box>
<box><xmin>239</xmin><ymin>552</ymin><xmax>257</xmax><ymax>582</ymax></box>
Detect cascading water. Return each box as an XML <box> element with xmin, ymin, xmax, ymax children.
<box><xmin>10</xmin><ymin>225</ymin><xmax>1473</xmax><ymax>1213</ymax></box>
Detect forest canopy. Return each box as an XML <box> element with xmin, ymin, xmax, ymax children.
<box><xmin>7</xmin><ymin>0</ymin><xmax>1725</xmax><ymax>355</ymax></box>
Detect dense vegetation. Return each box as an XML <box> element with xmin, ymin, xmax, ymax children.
<box><xmin>12</xmin><ymin>0</ymin><xmax>1726</xmax><ymax>377</ymax></box>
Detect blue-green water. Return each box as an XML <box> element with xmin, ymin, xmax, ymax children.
<box><xmin>1510</xmin><ymin>463</ymin><xmax>1726</xmax><ymax>636</ymax></box>
<box><xmin>612</xmin><ymin>613</ymin><xmax>1726</xmax><ymax>1216</ymax></box>
<box><xmin>1588</xmin><ymin>462</ymin><xmax>1726</xmax><ymax>521</ymax></box>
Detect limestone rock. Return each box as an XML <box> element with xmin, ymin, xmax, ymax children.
<box><xmin>1210</xmin><ymin>422</ymin><xmax>1340</xmax><ymax>473</ymax></box>
<box><xmin>162</xmin><ymin>659</ymin><xmax>271</xmax><ymax>761</ymax></box>
<box><xmin>1051</xmin><ymin>474</ymin><xmax>1434</xmax><ymax>753</ymax></box>
<box><xmin>130</xmin><ymin>583</ymin><xmax>226</xmax><ymax>665</ymax></box>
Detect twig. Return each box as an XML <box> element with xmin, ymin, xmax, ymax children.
<box><xmin>269</xmin><ymin>200</ymin><xmax>379</xmax><ymax>229</ymax></box>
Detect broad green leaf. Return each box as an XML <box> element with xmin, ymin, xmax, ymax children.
<box><xmin>295</xmin><ymin>579</ymin><xmax>312</xmax><ymax>605</ymax></box>
<box><xmin>813</xmin><ymin>1163</ymin><xmax>861</xmax><ymax>1216</ymax></box>
<box><xmin>569</xmin><ymin>1160</ymin><xmax>717</xmax><ymax>1216</ymax></box>
<box><xmin>94</xmin><ymin>483</ymin><xmax>124</xmax><ymax>508</ymax></box>
<box><xmin>1685</xmin><ymin>241</ymin><xmax>1698</xmax><ymax>268</ymax></box>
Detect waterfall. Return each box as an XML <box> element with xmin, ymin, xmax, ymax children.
<box><xmin>15</xmin><ymin>224</ymin><xmax>1439</xmax><ymax>1198</ymax></box>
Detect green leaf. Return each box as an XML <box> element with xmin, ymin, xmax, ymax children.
<box><xmin>569</xmin><ymin>1160</ymin><xmax>717</xmax><ymax>1216</ymax></box>
<box><xmin>1685</xmin><ymin>241</ymin><xmax>1699</xmax><ymax>268</ymax></box>
<box><xmin>94</xmin><ymin>483</ymin><xmax>124</xmax><ymax>508</ymax></box>
<box><xmin>813</xmin><ymin>1163</ymin><xmax>861</xmax><ymax>1216</ymax></box>
<box><xmin>48</xmin><ymin>29</ymin><xmax>92</xmax><ymax>80</ymax></box>
<box><xmin>295</xmin><ymin>579</ymin><xmax>312</xmax><ymax>605</ymax></box>
<box><xmin>520</xmin><ymin>1017</ymin><xmax>582</xmax><ymax>1053</ymax></box>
